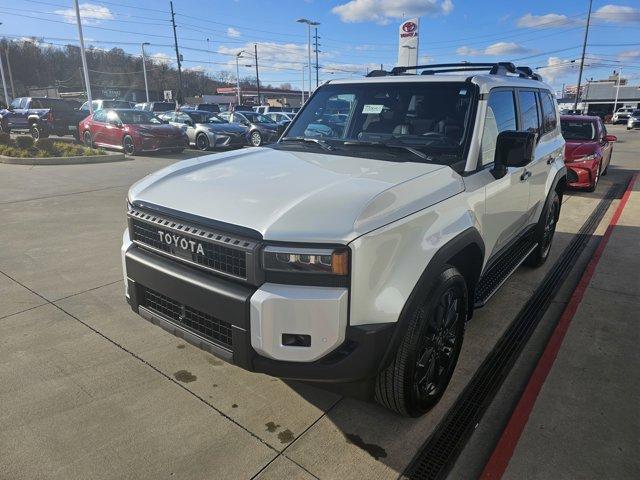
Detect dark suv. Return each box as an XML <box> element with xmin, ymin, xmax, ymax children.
<box><xmin>0</xmin><ymin>97</ymin><xmax>86</xmax><ymax>139</ymax></box>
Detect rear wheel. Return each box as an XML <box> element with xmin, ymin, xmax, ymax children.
<box><xmin>83</xmin><ymin>131</ymin><xmax>93</xmax><ymax>148</ymax></box>
<box><xmin>375</xmin><ymin>266</ymin><xmax>467</xmax><ymax>417</ymax></box>
<box><xmin>525</xmin><ymin>190</ymin><xmax>559</xmax><ymax>267</ymax></box>
<box><xmin>195</xmin><ymin>133</ymin><xmax>210</xmax><ymax>151</ymax></box>
<box><xmin>123</xmin><ymin>135</ymin><xmax>136</xmax><ymax>155</ymax></box>
<box><xmin>250</xmin><ymin>130</ymin><xmax>262</xmax><ymax>147</ymax></box>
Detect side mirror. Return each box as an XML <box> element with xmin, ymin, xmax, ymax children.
<box><xmin>491</xmin><ymin>131</ymin><xmax>536</xmax><ymax>179</ymax></box>
<box><xmin>605</xmin><ymin>134</ymin><xmax>617</xmax><ymax>142</ymax></box>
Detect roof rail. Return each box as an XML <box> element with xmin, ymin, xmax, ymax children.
<box><xmin>365</xmin><ymin>62</ymin><xmax>542</xmax><ymax>80</ymax></box>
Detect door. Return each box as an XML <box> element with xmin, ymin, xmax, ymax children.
<box><xmin>480</xmin><ymin>88</ymin><xmax>531</xmax><ymax>258</ymax></box>
<box><xmin>172</xmin><ymin>112</ymin><xmax>196</xmax><ymax>143</ymax></box>
<box><xmin>104</xmin><ymin>110</ymin><xmax>124</xmax><ymax>147</ymax></box>
<box><xmin>90</xmin><ymin>110</ymin><xmax>108</xmax><ymax>145</ymax></box>
<box><xmin>528</xmin><ymin>90</ymin><xmax>563</xmax><ymax>222</ymax></box>
<box><xmin>7</xmin><ymin>97</ymin><xmax>27</xmax><ymax>128</ymax></box>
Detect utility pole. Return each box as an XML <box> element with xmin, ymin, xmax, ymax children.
<box><xmin>0</xmin><ymin>23</ymin><xmax>8</xmax><ymax>106</ymax></box>
<box><xmin>235</xmin><ymin>50</ymin><xmax>244</xmax><ymax>105</ymax></box>
<box><xmin>573</xmin><ymin>0</ymin><xmax>593</xmax><ymax>111</ymax></box>
<box><xmin>314</xmin><ymin>27</ymin><xmax>319</xmax><ymax>88</ymax></box>
<box><xmin>301</xmin><ymin>65</ymin><xmax>305</xmax><ymax>105</ymax></box>
<box><xmin>254</xmin><ymin>43</ymin><xmax>260</xmax><ymax>105</ymax></box>
<box><xmin>5</xmin><ymin>46</ymin><xmax>15</xmax><ymax>98</ymax></box>
<box><xmin>74</xmin><ymin>0</ymin><xmax>93</xmax><ymax>114</ymax></box>
<box><xmin>613</xmin><ymin>68</ymin><xmax>622</xmax><ymax>113</ymax></box>
<box><xmin>141</xmin><ymin>42</ymin><xmax>150</xmax><ymax>102</ymax></box>
<box><xmin>170</xmin><ymin>1</ymin><xmax>183</xmax><ymax>105</ymax></box>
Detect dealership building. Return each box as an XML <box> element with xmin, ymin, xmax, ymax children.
<box><xmin>558</xmin><ymin>76</ymin><xmax>640</xmax><ymax>117</ymax></box>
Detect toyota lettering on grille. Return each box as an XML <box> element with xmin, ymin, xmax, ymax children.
<box><xmin>158</xmin><ymin>230</ymin><xmax>205</xmax><ymax>256</ymax></box>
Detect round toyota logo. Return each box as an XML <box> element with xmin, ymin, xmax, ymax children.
<box><xmin>402</xmin><ymin>21</ymin><xmax>417</xmax><ymax>33</ymax></box>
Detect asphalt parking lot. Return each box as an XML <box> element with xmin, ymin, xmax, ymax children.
<box><xmin>1</xmin><ymin>126</ymin><xmax>638</xmax><ymax>480</ymax></box>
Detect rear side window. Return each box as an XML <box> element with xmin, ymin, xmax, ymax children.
<box><xmin>518</xmin><ymin>90</ymin><xmax>539</xmax><ymax>133</ymax></box>
<box><xmin>539</xmin><ymin>91</ymin><xmax>557</xmax><ymax>134</ymax></box>
<box><xmin>93</xmin><ymin>110</ymin><xmax>107</xmax><ymax>122</ymax></box>
<box><xmin>481</xmin><ymin>89</ymin><xmax>517</xmax><ymax>166</ymax></box>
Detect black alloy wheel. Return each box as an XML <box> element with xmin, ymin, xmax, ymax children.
<box><xmin>525</xmin><ymin>190</ymin><xmax>559</xmax><ymax>267</ymax></box>
<box><xmin>539</xmin><ymin>198</ymin><xmax>557</xmax><ymax>259</ymax></box>
<box><xmin>196</xmin><ymin>133</ymin><xmax>210</xmax><ymax>151</ymax></box>
<box><xmin>123</xmin><ymin>135</ymin><xmax>135</xmax><ymax>155</ymax></box>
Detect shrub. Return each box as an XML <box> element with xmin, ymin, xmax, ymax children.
<box><xmin>0</xmin><ymin>132</ymin><xmax>11</xmax><ymax>146</ymax></box>
<box><xmin>15</xmin><ymin>136</ymin><xmax>34</xmax><ymax>149</ymax></box>
<box><xmin>37</xmin><ymin>137</ymin><xmax>55</xmax><ymax>152</ymax></box>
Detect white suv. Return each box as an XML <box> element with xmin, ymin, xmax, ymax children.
<box><xmin>612</xmin><ymin>107</ymin><xmax>634</xmax><ymax>124</ymax></box>
<box><xmin>122</xmin><ymin>62</ymin><xmax>566</xmax><ymax>416</ymax></box>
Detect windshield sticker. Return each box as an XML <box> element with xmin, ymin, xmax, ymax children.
<box><xmin>362</xmin><ymin>104</ymin><xmax>384</xmax><ymax>114</ymax></box>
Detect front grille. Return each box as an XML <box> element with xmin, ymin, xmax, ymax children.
<box><xmin>141</xmin><ymin>287</ymin><xmax>233</xmax><ymax>348</ymax></box>
<box><xmin>129</xmin><ymin>208</ymin><xmax>258</xmax><ymax>282</ymax></box>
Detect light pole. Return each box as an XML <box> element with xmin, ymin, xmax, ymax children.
<box><xmin>0</xmin><ymin>23</ymin><xmax>9</xmax><ymax>106</ymax></box>
<box><xmin>613</xmin><ymin>68</ymin><xmax>622</xmax><ymax>114</ymax></box>
<box><xmin>74</xmin><ymin>0</ymin><xmax>93</xmax><ymax>114</ymax></box>
<box><xmin>297</xmin><ymin>18</ymin><xmax>319</xmax><ymax>98</ymax></box>
<box><xmin>235</xmin><ymin>50</ymin><xmax>244</xmax><ymax>105</ymax></box>
<box><xmin>141</xmin><ymin>42</ymin><xmax>150</xmax><ymax>102</ymax></box>
<box><xmin>301</xmin><ymin>65</ymin><xmax>305</xmax><ymax>105</ymax></box>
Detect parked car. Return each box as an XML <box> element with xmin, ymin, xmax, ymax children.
<box><xmin>80</xmin><ymin>99</ymin><xmax>133</xmax><ymax>114</ymax></box>
<box><xmin>266</xmin><ymin>111</ymin><xmax>294</xmax><ymax>125</ymax></box>
<box><xmin>232</xmin><ymin>105</ymin><xmax>254</xmax><ymax>112</ymax></box>
<box><xmin>180</xmin><ymin>103</ymin><xmax>220</xmax><ymax>113</ymax></box>
<box><xmin>134</xmin><ymin>102</ymin><xmax>176</xmax><ymax>115</ymax></box>
<box><xmin>626</xmin><ymin>109</ymin><xmax>640</xmax><ymax>130</ymax></box>
<box><xmin>0</xmin><ymin>97</ymin><xmax>86</xmax><ymax>140</ymax></box>
<box><xmin>80</xmin><ymin>108</ymin><xmax>188</xmax><ymax>155</ymax></box>
<box><xmin>218</xmin><ymin>110</ymin><xmax>281</xmax><ymax>146</ymax></box>
<box><xmin>560</xmin><ymin>115</ymin><xmax>616</xmax><ymax>191</ymax></box>
<box><xmin>611</xmin><ymin>107</ymin><xmax>634</xmax><ymax>124</ymax></box>
<box><xmin>158</xmin><ymin>110</ymin><xmax>247</xmax><ymax>150</ymax></box>
<box><xmin>122</xmin><ymin>62</ymin><xmax>567</xmax><ymax>416</ymax></box>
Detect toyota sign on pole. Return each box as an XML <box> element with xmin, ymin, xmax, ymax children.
<box><xmin>397</xmin><ymin>18</ymin><xmax>419</xmax><ymax>68</ymax></box>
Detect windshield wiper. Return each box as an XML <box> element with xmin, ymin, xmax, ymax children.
<box><xmin>341</xmin><ymin>140</ymin><xmax>428</xmax><ymax>161</ymax></box>
<box><xmin>280</xmin><ymin>136</ymin><xmax>335</xmax><ymax>151</ymax></box>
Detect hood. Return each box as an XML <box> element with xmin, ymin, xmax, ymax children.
<box><xmin>128</xmin><ymin>147</ymin><xmax>464</xmax><ymax>243</ymax></box>
<box><xmin>132</xmin><ymin>124</ymin><xmax>182</xmax><ymax>136</ymax></box>
<box><xmin>564</xmin><ymin>140</ymin><xmax>598</xmax><ymax>160</ymax></box>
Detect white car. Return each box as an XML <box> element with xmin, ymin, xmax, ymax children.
<box><xmin>627</xmin><ymin>109</ymin><xmax>640</xmax><ymax>130</ymax></box>
<box><xmin>612</xmin><ymin>107</ymin><xmax>634</xmax><ymax>124</ymax></box>
<box><xmin>121</xmin><ymin>62</ymin><xmax>566</xmax><ymax>416</ymax></box>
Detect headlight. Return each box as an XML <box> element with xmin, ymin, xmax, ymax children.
<box><xmin>262</xmin><ymin>246</ymin><xmax>349</xmax><ymax>275</ymax></box>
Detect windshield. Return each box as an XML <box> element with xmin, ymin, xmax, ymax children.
<box><xmin>117</xmin><ymin>110</ymin><xmax>162</xmax><ymax>125</ymax></box>
<box><xmin>282</xmin><ymin>82</ymin><xmax>473</xmax><ymax>163</ymax></box>
<box><xmin>153</xmin><ymin>102</ymin><xmax>176</xmax><ymax>112</ymax></box>
<box><xmin>561</xmin><ymin>120</ymin><xmax>596</xmax><ymax>140</ymax></box>
<box><xmin>103</xmin><ymin>100</ymin><xmax>131</xmax><ymax>109</ymax></box>
<box><xmin>243</xmin><ymin>112</ymin><xmax>275</xmax><ymax>123</ymax></box>
<box><xmin>187</xmin><ymin>112</ymin><xmax>226</xmax><ymax>123</ymax></box>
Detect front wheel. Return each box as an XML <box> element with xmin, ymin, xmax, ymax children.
<box><xmin>375</xmin><ymin>266</ymin><xmax>467</xmax><ymax>417</ymax></box>
<box><xmin>195</xmin><ymin>133</ymin><xmax>210</xmax><ymax>151</ymax></box>
<box><xmin>83</xmin><ymin>131</ymin><xmax>93</xmax><ymax>148</ymax></box>
<box><xmin>525</xmin><ymin>190</ymin><xmax>559</xmax><ymax>267</ymax></box>
<box><xmin>250</xmin><ymin>130</ymin><xmax>262</xmax><ymax>147</ymax></box>
<box><xmin>123</xmin><ymin>135</ymin><xmax>136</xmax><ymax>155</ymax></box>
<box><xmin>30</xmin><ymin>124</ymin><xmax>48</xmax><ymax>140</ymax></box>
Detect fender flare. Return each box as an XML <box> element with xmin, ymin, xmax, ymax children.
<box><xmin>376</xmin><ymin>227</ymin><xmax>485</xmax><ymax>372</ymax></box>
<box><xmin>547</xmin><ymin>166</ymin><xmax>567</xmax><ymax>221</ymax></box>
<box><xmin>27</xmin><ymin>114</ymin><xmax>42</xmax><ymax>125</ymax></box>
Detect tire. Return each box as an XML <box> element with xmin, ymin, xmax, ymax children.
<box><xmin>195</xmin><ymin>133</ymin><xmax>210</xmax><ymax>151</ymax></box>
<box><xmin>30</xmin><ymin>124</ymin><xmax>48</xmax><ymax>140</ymax></box>
<box><xmin>83</xmin><ymin>131</ymin><xmax>93</xmax><ymax>148</ymax></box>
<box><xmin>586</xmin><ymin>161</ymin><xmax>600</xmax><ymax>192</ymax></box>
<box><xmin>0</xmin><ymin>119</ymin><xmax>10</xmax><ymax>133</ymax></box>
<box><xmin>123</xmin><ymin>135</ymin><xmax>136</xmax><ymax>155</ymax></box>
<box><xmin>375</xmin><ymin>266</ymin><xmax>467</xmax><ymax>417</ymax></box>
<box><xmin>250</xmin><ymin>130</ymin><xmax>262</xmax><ymax>147</ymax></box>
<box><xmin>525</xmin><ymin>190</ymin><xmax>560</xmax><ymax>267</ymax></box>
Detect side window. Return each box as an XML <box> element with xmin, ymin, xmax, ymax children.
<box><xmin>480</xmin><ymin>90</ymin><xmax>517</xmax><ymax>166</ymax></box>
<box><xmin>539</xmin><ymin>91</ymin><xmax>557</xmax><ymax>134</ymax></box>
<box><xmin>93</xmin><ymin>110</ymin><xmax>107</xmax><ymax>123</ymax></box>
<box><xmin>106</xmin><ymin>110</ymin><xmax>120</xmax><ymax>124</ymax></box>
<box><xmin>10</xmin><ymin>97</ymin><xmax>22</xmax><ymax>109</ymax></box>
<box><xmin>517</xmin><ymin>90</ymin><xmax>540</xmax><ymax>133</ymax></box>
<box><xmin>20</xmin><ymin>98</ymin><xmax>30</xmax><ymax>109</ymax></box>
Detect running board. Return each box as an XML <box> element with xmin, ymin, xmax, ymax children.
<box><xmin>474</xmin><ymin>240</ymin><xmax>538</xmax><ymax>308</ymax></box>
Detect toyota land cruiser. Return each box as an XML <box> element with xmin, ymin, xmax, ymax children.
<box><xmin>122</xmin><ymin>62</ymin><xmax>566</xmax><ymax>417</ymax></box>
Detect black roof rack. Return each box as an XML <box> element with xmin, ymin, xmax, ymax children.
<box><xmin>366</xmin><ymin>62</ymin><xmax>542</xmax><ymax>81</ymax></box>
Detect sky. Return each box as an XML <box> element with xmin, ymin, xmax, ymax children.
<box><xmin>1</xmin><ymin>0</ymin><xmax>639</xmax><ymax>94</ymax></box>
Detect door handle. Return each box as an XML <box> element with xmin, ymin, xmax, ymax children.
<box><xmin>546</xmin><ymin>156</ymin><xmax>554</xmax><ymax>165</ymax></box>
<box><xmin>520</xmin><ymin>169</ymin><xmax>532</xmax><ymax>181</ymax></box>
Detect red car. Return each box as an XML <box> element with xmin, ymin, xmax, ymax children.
<box><xmin>80</xmin><ymin>108</ymin><xmax>188</xmax><ymax>155</ymax></box>
<box><xmin>560</xmin><ymin>115</ymin><xmax>616</xmax><ymax>191</ymax></box>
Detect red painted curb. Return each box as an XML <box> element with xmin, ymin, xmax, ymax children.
<box><xmin>480</xmin><ymin>173</ymin><xmax>638</xmax><ymax>480</ymax></box>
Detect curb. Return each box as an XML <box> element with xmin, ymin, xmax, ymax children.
<box><xmin>0</xmin><ymin>151</ymin><xmax>127</xmax><ymax>165</ymax></box>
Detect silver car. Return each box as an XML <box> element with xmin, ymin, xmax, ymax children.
<box><xmin>627</xmin><ymin>110</ymin><xmax>640</xmax><ymax>130</ymax></box>
<box><xmin>160</xmin><ymin>110</ymin><xmax>248</xmax><ymax>150</ymax></box>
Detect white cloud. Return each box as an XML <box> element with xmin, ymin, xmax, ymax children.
<box><xmin>618</xmin><ymin>50</ymin><xmax>640</xmax><ymax>61</ymax></box>
<box><xmin>55</xmin><ymin>3</ymin><xmax>114</xmax><ymax>25</ymax></box>
<box><xmin>227</xmin><ymin>27</ymin><xmax>241</xmax><ymax>38</ymax></box>
<box><xmin>537</xmin><ymin>56</ymin><xmax>581</xmax><ymax>84</ymax></box>
<box><xmin>456</xmin><ymin>42</ymin><xmax>534</xmax><ymax>57</ymax></box>
<box><xmin>517</xmin><ymin>13</ymin><xmax>576</xmax><ymax>28</ymax></box>
<box><xmin>593</xmin><ymin>4</ymin><xmax>640</xmax><ymax>24</ymax></box>
<box><xmin>150</xmin><ymin>53</ymin><xmax>173</xmax><ymax>65</ymax></box>
<box><xmin>332</xmin><ymin>0</ymin><xmax>453</xmax><ymax>24</ymax></box>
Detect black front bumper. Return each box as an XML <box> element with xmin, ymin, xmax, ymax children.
<box><xmin>125</xmin><ymin>247</ymin><xmax>395</xmax><ymax>386</ymax></box>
